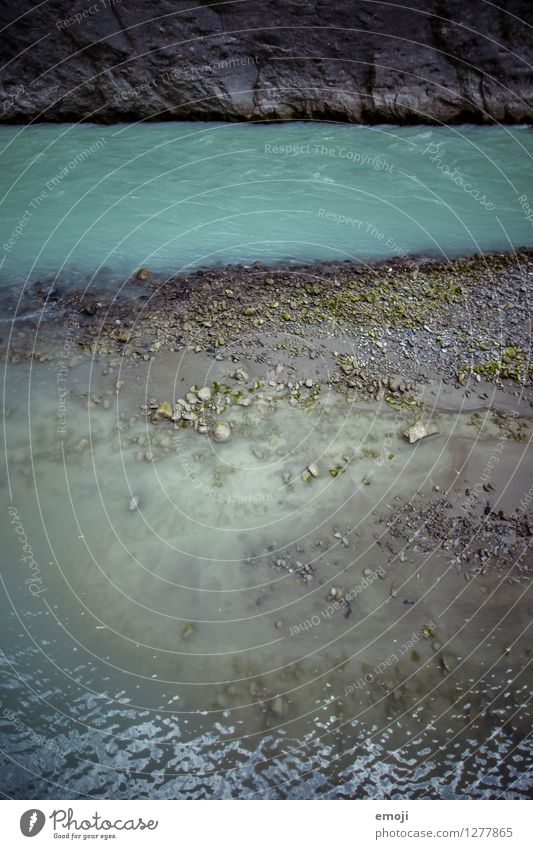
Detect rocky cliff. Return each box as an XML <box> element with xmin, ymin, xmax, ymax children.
<box><xmin>1</xmin><ymin>0</ymin><xmax>532</xmax><ymax>124</ymax></box>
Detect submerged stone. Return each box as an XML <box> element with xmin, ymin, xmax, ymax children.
<box><xmin>403</xmin><ymin>420</ymin><xmax>438</xmax><ymax>443</ymax></box>
<box><xmin>212</xmin><ymin>421</ymin><xmax>231</xmax><ymax>442</ymax></box>
<box><xmin>197</xmin><ymin>387</ymin><xmax>211</xmax><ymax>402</ymax></box>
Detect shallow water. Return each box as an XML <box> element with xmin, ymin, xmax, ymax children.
<box><xmin>0</xmin><ymin>123</ymin><xmax>533</xmax><ymax>290</ymax></box>
<box><xmin>1</xmin><ymin>352</ymin><xmax>532</xmax><ymax>798</ymax></box>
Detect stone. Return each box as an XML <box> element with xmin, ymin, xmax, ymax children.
<box><xmin>212</xmin><ymin>421</ymin><xmax>231</xmax><ymax>442</ymax></box>
<box><xmin>75</xmin><ymin>438</ymin><xmax>90</xmax><ymax>453</ymax></box>
<box><xmin>304</xmin><ymin>378</ymin><xmax>313</xmax><ymax>388</ymax></box>
<box><xmin>129</xmin><ymin>495</ymin><xmax>140</xmax><ymax>511</ymax></box>
<box><xmin>181</xmin><ymin>623</ymin><xmax>196</xmax><ymax>639</ymax></box>
<box><xmin>403</xmin><ymin>420</ymin><xmax>439</xmax><ymax>443</ymax></box>
<box><xmin>307</xmin><ymin>463</ymin><xmax>320</xmax><ymax>477</ymax></box>
<box><xmin>197</xmin><ymin>387</ymin><xmax>211</xmax><ymax>402</ymax></box>
<box><xmin>186</xmin><ymin>392</ymin><xmax>198</xmax><ymax>404</ymax></box>
<box><xmin>232</xmin><ymin>368</ymin><xmax>249</xmax><ymax>382</ymax></box>
<box><xmin>152</xmin><ymin>400</ymin><xmax>173</xmax><ymax>421</ymax></box>
<box><xmin>363</xmin><ymin>568</ymin><xmax>373</xmax><ymax>577</ymax></box>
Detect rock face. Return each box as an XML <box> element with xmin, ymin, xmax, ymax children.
<box><xmin>1</xmin><ymin>1</ymin><xmax>531</xmax><ymax>124</ymax></box>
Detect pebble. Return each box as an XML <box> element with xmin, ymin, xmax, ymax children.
<box><xmin>197</xmin><ymin>387</ymin><xmax>211</xmax><ymax>402</ymax></box>
<box><xmin>212</xmin><ymin>421</ymin><xmax>231</xmax><ymax>442</ymax></box>
<box><xmin>440</xmin><ymin>652</ymin><xmax>455</xmax><ymax>672</ymax></box>
<box><xmin>129</xmin><ymin>495</ymin><xmax>140</xmax><ymax>511</ymax></box>
<box><xmin>403</xmin><ymin>420</ymin><xmax>438</xmax><ymax>443</ymax></box>
<box><xmin>363</xmin><ymin>568</ymin><xmax>372</xmax><ymax>577</ymax></box>
<box><xmin>307</xmin><ymin>463</ymin><xmax>320</xmax><ymax>477</ymax></box>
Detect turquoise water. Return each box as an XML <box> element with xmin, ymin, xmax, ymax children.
<box><xmin>0</xmin><ymin>122</ymin><xmax>532</xmax><ymax>289</ymax></box>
